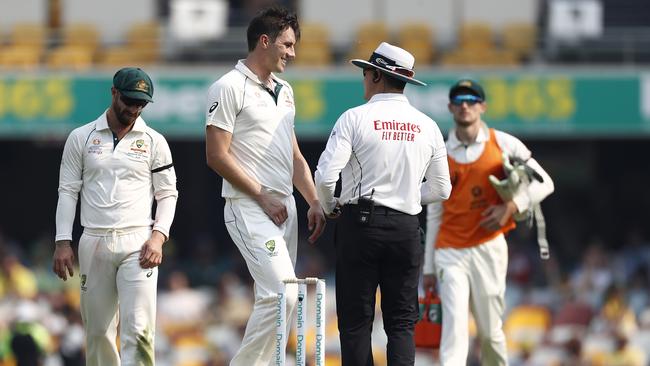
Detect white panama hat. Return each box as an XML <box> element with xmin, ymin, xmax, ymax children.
<box><xmin>350</xmin><ymin>42</ymin><xmax>426</xmax><ymax>86</ymax></box>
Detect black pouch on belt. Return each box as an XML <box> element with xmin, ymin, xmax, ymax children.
<box><xmin>357</xmin><ymin>197</ymin><xmax>375</xmax><ymax>225</ymax></box>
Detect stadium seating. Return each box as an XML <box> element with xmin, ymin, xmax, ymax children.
<box><xmin>0</xmin><ymin>18</ymin><xmax>539</xmax><ymax>69</ymax></box>
<box><xmin>46</xmin><ymin>45</ymin><xmax>94</xmax><ymax>70</ymax></box>
<box><xmin>45</xmin><ymin>23</ymin><xmax>100</xmax><ymax>70</ymax></box>
<box><xmin>0</xmin><ymin>21</ymin><xmax>163</xmax><ymax>69</ymax></box>
<box><xmin>347</xmin><ymin>21</ymin><xmax>390</xmax><ymax>61</ymax></box>
<box><xmin>504</xmin><ymin>304</ymin><xmax>551</xmax><ymax>355</ymax></box>
<box><xmin>60</xmin><ymin>23</ymin><xmax>100</xmax><ymax>50</ymax></box>
<box><xmin>97</xmin><ymin>46</ymin><xmax>140</xmax><ymax>68</ymax></box>
<box><xmin>294</xmin><ymin>22</ymin><xmax>332</xmax><ymax>66</ymax></box>
<box><xmin>441</xmin><ymin>47</ymin><xmax>518</xmax><ymax>67</ymax></box>
<box><xmin>0</xmin><ymin>23</ymin><xmax>47</xmax><ymax>70</ymax></box>
<box><xmin>98</xmin><ymin>21</ymin><xmax>161</xmax><ymax>67</ymax></box>
<box><xmin>441</xmin><ymin>21</ymin><xmax>521</xmax><ymax>67</ymax></box>
<box><xmin>9</xmin><ymin>23</ymin><xmax>48</xmax><ymax>48</ymax></box>
<box><xmin>0</xmin><ymin>46</ymin><xmax>43</xmax><ymax>70</ymax></box>
<box><xmin>502</xmin><ymin>22</ymin><xmax>538</xmax><ymax>62</ymax></box>
<box><xmin>396</xmin><ymin>23</ymin><xmax>436</xmax><ymax>65</ymax></box>
<box><xmin>458</xmin><ymin>22</ymin><xmax>495</xmax><ymax>51</ymax></box>
<box><xmin>126</xmin><ymin>21</ymin><xmax>161</xmax><ymax>63</ymax></box>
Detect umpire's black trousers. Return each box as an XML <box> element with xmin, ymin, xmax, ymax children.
<box><xmin>335</xmin><ymin>204</ymin><xmax>422</xmax><ymax>366</ymax></box>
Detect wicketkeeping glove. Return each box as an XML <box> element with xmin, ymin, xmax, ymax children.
<box><xmin>488</xmin><ymin>152</ymin><xmax>531</xmax><ymax>221</ymax></box>
<box><xmin>488</xmin><ymin>153</ymin><xmax>550</xmax><ymax>259</ymax></box>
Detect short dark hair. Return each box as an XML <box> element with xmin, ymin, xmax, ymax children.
<box><xmin>246</xmin><ymin>5</ymin><xmax>300</xmax><ymax>52</ymax></box>
<box><xmin>381</xmin><ymin>72</ymin><xmax>407</xmax><ymax>91</ymax></box>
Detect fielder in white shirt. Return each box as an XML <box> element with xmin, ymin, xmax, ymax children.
<box><xmin>53</xmin><ymin>67</ymin><xmax>178</xmax><ymax>366</ymax></box>
<box><xmin>422</xmin><ymin>79</ymin><xmax>555</xmax><ymax>366</ymax></box>
<box><xmin>315</xmin><ymin>42</ymin><xmax>451</xmax><ymax>366</ymax></box>
<box><xmin>204</xmin><ymin>6</ymin><xmax>326</xmax><ymax>366</ymax></box>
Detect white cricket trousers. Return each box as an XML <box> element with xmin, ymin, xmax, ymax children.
<box><xmin>435</xmin><ymin>234</ymin><xmax>509</xmax><ymax>366</ymax></box>
<box><xmin>224</xmin><ymin>195</ymin><xmax>299</xmax><ymax>366</ymax></box>
<box><xmin>79</xmin><ymin>227</ymin><xmax>157</xmax><ymax>366</ymax></box>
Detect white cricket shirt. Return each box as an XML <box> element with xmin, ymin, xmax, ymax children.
<box><xmin>205</xmin><ymin>60</ymin><xmax>296</xmax><ymax>198</ymax></box>
<box><xmin>422</xmin><ymin>125</ymin><xmax>555</xmax><ymax>274</ymax></box>
<box><xmin>55</xmin><ymin>112</ymin><xmax>178</xmax><ymax>241</ymax></box>
<box><xmin>315</xmin><ymin>93</ymin><xmax>451</xmax><ymax>216</ymax></box>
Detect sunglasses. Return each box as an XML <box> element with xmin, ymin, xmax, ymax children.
<box><xmin>119</xmin><ymin>94</ymin><xmax>148</xmax><ymax>108</ymax></box>
<box><xmin>450</xmin><ymin>95</ymin><xmax>483</xmax><ymax>106</ymax></box>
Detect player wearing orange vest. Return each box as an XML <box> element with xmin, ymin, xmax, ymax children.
<box><xmin>422</xmin><ymin>79</ymin><xmax>555</xmax><ymax>365</ymax></box>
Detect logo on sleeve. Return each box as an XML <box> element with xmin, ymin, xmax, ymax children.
<box><xmin>209</xmin><ymin>101</ymin><xmax>219</xmax><ymax>113</ymax></box>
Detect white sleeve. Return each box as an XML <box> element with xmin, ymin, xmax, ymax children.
<box><xmin>55</xmin><ymin>131</ymin><xmax>83</xmax><ymax>242</ymax></box>
<box><xmin>495</xmin><ymin>131</ymin><xmax>555</xmax><ymax>212</ymax></box>
<box><xmin>151</xmin><ymin>135</ymin><xmax>178</xmax><ymax>239</ymax></box>
<box><xmin>314</xmin><ymin>111</ymin><xmax>354</xmax><ymax>214</ymax></box>
<box><xmin>511</xmin><ymin>157</ymin><xmax>555</xmax><ymax>211</ymax></box>
<box><xmin>421</xmin><ymin>127</ymin><xmax>451</xmax><ymax>204</ymax></box>
<box><xmin>423</xmin><ymin>202</ymin><xmax>443</xmax><ymax>275</ymax></box>
<box><xmin>153</xmin><ymin>196</ymin><xmax>177</xmax><ymax>240</ymax></box>
<box><xmin>205</xmin><ymin>79</ymin><xmax>240</xmax><ymax>132</ymax></box>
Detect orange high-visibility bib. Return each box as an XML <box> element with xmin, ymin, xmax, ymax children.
<box><xmin>436</xmin><ymin>129</ymin><xmax>515</xmax><ymax>249</ymax></box>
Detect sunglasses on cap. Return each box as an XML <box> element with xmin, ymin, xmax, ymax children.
<box><xmin>119</xmin><ymin>94</ymin><xmax>148</xmax><ymax>108</ymax></box>
<box><xmin>450</xmin><ymin>94</ymin><xmax>483</xmax><ymax>106</ymax></box>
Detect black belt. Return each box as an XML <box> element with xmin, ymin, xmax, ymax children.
<box><xmin>346</xmin><ymin>204</ymin><xmax>405</xmax><ymax>215</ymax></box>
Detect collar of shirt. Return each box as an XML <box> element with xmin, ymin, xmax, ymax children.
<box><xmin>235</xmin><ymin>60</ymin><xmax>278</xmax><ymax>87</ymax></box>
<box><xmin>367</xmin><ymin>93</ymin><xmax>409</xmax><ymax>104</ymax></box>
<box><xmin>447</xmin><ymin>123</ymin><xmax>489</xmax><ymax>150</ymax></box>
<box><xmin>95</xmin><ymin>110</ymin><xmax>148</xmax><ymax>133</ymax></box>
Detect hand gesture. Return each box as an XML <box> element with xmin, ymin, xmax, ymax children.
<box><xmin>307</xmin><ymin>202</ymin><xmax>326</xmax><ymax>243</ymax></box>
<box><xmin>479</xmin><ymin>201</ymin><xmax>517</xmax><ymax>231</ymax></box>
<box><xmin>53</xmin><ymin>241</ymin><xmax>75</xmax><ymax>281</ymax></box>
<box><xmin>422</xmin><ymin>274</ymin><xmax>437</xmax><ymax>295</ymax></box>
<box><xmin>257</xmin><ymin>191</ymin><xmax>288</xmax><ymax>227</ymax></box>
<box><xmin>139</xmin><ymin>231</ymin><xmax>166</xmax><ymax>268</ymax></box>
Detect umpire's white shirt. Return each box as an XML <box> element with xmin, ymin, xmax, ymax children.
<box><xmin>315</xmin><ymin>93</ymin><xmax>451</xmax><ymax>215</ymax></box>
<box><xmin>205</xmin><ymin>60</ymin><xmax>296</xmax><ymax>198</ymax></box>
<box><xmin>55</xmin><ymin>112</ymin><xmax>178</xmax><ymax>241</ymax></box>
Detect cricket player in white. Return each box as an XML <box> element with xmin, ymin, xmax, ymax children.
<box><xmin>422</xmin><ymin>79</ymin><xmax>554</xmax><ymax>365</ymax></box>
<box><xmin>53</xmin><ymin>67</ymin><xmax>178</xmax><ymax>366</ymax></box>
<box><xmin>204</xmin><ymin>6</ymin><xmax>326</xmax><ymax>366</ymax></box>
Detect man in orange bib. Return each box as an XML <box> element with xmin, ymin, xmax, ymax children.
<box><xmin>422</xmin><ymin>79</ymin><xmax>555</xmax><ymax>365</ymax></box>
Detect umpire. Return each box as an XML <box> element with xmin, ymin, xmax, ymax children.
<box><xmin>315</xmin><ymin>42</ymin><xmax>452</xmax><ymax>365</ymax></box>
